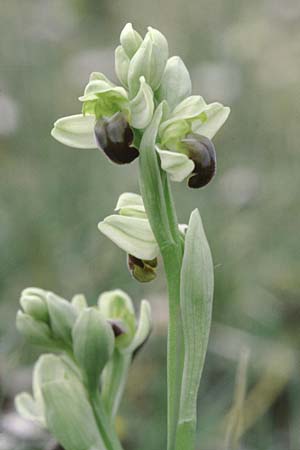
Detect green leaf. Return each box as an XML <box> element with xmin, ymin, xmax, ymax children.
<box><xmin>156</xmin><ymin>56</ymin><xmax>192</xmax><ymax>111</ymax></box>
<box><xmin>176</xmin><ymin>208</ymin><xmax>214</xmax><ymax>450</ymax></box>
<box><xmin>72</xmin><ymin>308</ymin><xmax>115</xmax><ymax>392</ymax></box>
<box><xmin>42</xmin><ymin>379</ymin><xmax>105</xmax><ymax>450</ymax></box>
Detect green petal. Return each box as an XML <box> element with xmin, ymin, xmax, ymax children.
<box><xmin>51</xmin><ymin>114</ymin><xmax>97</xmax><ymax>149</ymax></box>
<box><xmin>115</xmin><ymin>192</ymin><xmax>146</xmax><ymax>218</ymax></box>
<box><xmin>129</xmin><ymin>76</ymin><xmax>154</xmax><ymax>129</ymax></box>
<box><xmin>156</xmin><ymin>146</ymin><xmax>194</xmax><ymax>182</ymax></box>
<box><xmin>126</xmin><ymin>300</ymin><xmax>152</xmax><ymax>353</ymax></box>
<box><xmin>192</xmin><ymin>103</ymin><xmax>231</xmax><ymax>139</ymax></box>
<box><xmin>98</xmin><ymin>215</ymin><xmax>159</xmax><ymax>260</ymax></box>
<box><xmin>115</xmin><ymin>45</ymin><xmax>130</xmax><ymax>88</ymax></box>
<box><xmin>156</xmin><ymin>56</ymin><xmax>192</xmax><ymax>111</ymax></box>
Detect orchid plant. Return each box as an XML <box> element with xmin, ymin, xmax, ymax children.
<box><xmin>15</xmin><ymin>24</ymin><xmax>230</xmax><ymax>450</ymax></box>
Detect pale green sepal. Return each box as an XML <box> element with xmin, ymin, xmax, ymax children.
<box><xmin>115</xmin><ymin>45</ymin><xmax>130</xmax><ymax>88</ymax></box>
<box><xmin>71</xmin><ymin>294</ymin><xmax>88</xmax><ymax>312</ymax></box>
<box><xmin>42</xmin><ymin>379</ymin><xmax>104</xmax><ymax>450</ymax></box>
<box><xmin>178</xmin><ymin>209</ymin><xmax>213</xmax><ymax>441</ymax></box>
<box><xmin>72</xmin><ymin>308</ymin><xmax>115</xmax><ymax>392</ymax></box>
<box><xmin>47</xmin><ymin>293</ymin><xmax>78</xmax><ymax>346</ymax></box>
<box><xmin>120</xmin><ymin>23</ymin><xmax>143</xmax><ymax>58</ymax></box>
<box><xmin>156</xmin><ymin>147</ymin><xmax>194</xmax><ymax>182</ymax></box>
<box><xmin>98</xmin><ymin>215</ymin><xmax>159</xmax><ymax>260</ymax></box>
<box><xmin>128</xmin><ymin>27</ymin><xmax>168</xmax><ymax>97</ymax></box>
<box><xmin>156</xmin><ymin>56</ymin><xmax>192</xmax><ymax>111</ymax></box>
<box><xmin>16</xmin><ymin>311</ymin><xmax>53</xmax><ymax>346</ymax></box>
<box><xmin>79</xmin><ymin>80</ymin><xmax>127</xmax><ymax>102</ymax></box>
<box><xmin>115</xmin><ymin>192</ymin><xmax>146</xmax><ymax>218</ymax></box>
<box><xmin>126</xmin><ymin>300</ymin><xmax>152</xmax><ymax>353</ymax></box>
<box><xmin>159</xmin><ymin>95</ymin><xmax>206</xmax><ymax>136</ymax></box>
<box><xmin>51</xmin><ymin>114</ymin><xmax>97</xmax><ymax>149</ymax></box>
<box><xmin>98</xmin><ymin>289</ymin><xmax>136</xmax><ymax>349</ymax></box>
<box><xmin>115</xmin><ymin>192</ymin><xmax>144</xmax><ymax>209</ymax></box>
<box><xmin>192</xmin><ymin>103</ymin><xmax>231</xmax><ymax>139</ymax></box>
<box><xmin>89</xmin><ymin>72</ymin><xmax>115</xmax><ymax>85</ymax></box>
<box><xmin>20</xmin><ymin>288</ymin><xmax>49</xmax><ymax>322</ymax></box>
<box><xmin>15</xmin><ymin>392</ymin><xmax>44</xmax><ymax>425</ymax></box>
<box><xmin>129</xmin><ymin>76</ymin><xmax>154</xmax><ymax>129</ymax></box>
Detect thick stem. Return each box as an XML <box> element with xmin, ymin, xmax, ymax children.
<box><xmin>138</xmin><ymin>105</ymin><xmax>185</xmax><ymax>450</ymax></box>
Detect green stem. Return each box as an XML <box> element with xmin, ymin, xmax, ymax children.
<box><xmin>90</xmin><ymin>390</ymin><xmax>125</xmax><ymax>450</ymax></box>
<box><xmin>138</xmin><ymin>104</ymin><xmax>185</xmax><ymax>450</ymax></box>
<box><xmin>101</xmin><ymin>350</ymin><xmax>131</xmax><ymax>423</ymax></box>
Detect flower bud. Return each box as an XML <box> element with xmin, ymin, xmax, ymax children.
<box><xmin>94</xmin><ymin>112</ymin><xmax>139</xmax><ymax>164</ymax></box>
<box><xmin>127</xmin><ymin>254</ymin><xmax>157</xmax><ymax>283</ymax></box>
<box><xmin>72</xmin><ymin>308</ymin><xmax>115</xmax><ymax>392</ymax></box>
<box><xmin>120</xmin><ymin>23</ymin><xmax>143</xmax><ymax>59</ymax></box>
<box><xmin>156</xmin><ymin>56</ymin><xmax>192</xmax><ymax>111</ymax></box>
<box><xmin>128</xmin><ymin>27</ymin><xmax>168</xmax><ymax>96</ymax></box>
<box><xmin>115</xmin><ymin>45</ymin><xmax>130</xmax><ymax>88</ymax></box>
<box><xmin>16</xmin><ymin>311</ymin><xmax>53</xmax><ymax>347</ymax></box>
<box><xmin>98</xmin><ymin>290</ymin><xmax>136</xmax><ymax>349</ymax></box>
<box><xmin>20</xmin><ymin>288</ymin><xmax>49</xmax><ymax>323</ymax></box>
<box><xmin>47</xmin><ymin>293</ymin><xmax>78</xmax><ymax>346</ymax></box>
<box><xmin>182</xmin><ymin>134</ymin><xmax>216</xmax><ymax>188</ymax></box>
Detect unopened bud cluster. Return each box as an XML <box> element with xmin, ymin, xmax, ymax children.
<box><xmin>16</xmin><ymin>287</ymin><xmax>152</xmax><ymax>450</ymax></box>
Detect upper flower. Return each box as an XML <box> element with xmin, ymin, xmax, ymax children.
<box><xmin>51</xmin><ymin>23</ymin><xmax>230</xmax><ymax>187</ymax></box>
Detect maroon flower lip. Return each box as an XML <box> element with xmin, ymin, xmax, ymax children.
<box><xmin>182</xmin><ymin>133</ymin><xmax>216</xmax><ymax>188</ymax></box>
<box><xmin>94</xmin><ymin>112</ymin><xmax>139</xmax><ymax>164</ymax></box>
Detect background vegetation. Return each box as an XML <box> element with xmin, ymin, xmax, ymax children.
<box><xmin>0</xmin><ymin>0</ymin><xmax>299</xmax><ymax>449</ymax></box>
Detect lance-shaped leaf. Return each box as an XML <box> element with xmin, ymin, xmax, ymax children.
<box><xmin>72</xmin><ymin>308</ymin><xmax>115</xmax><ymax>392</ymax></box>
<box><xmin>156</xmin><ymin>146</ymin><xmax>194</xmax><ymax>182</ymax></box>
<box><xmin>40</xmin><ymin>358</ymin><xmax>105</xmax><ymax>450</ymax></box>
<box><xmin>176</xmin><ymin>209</ymin><xmax>214</xmax><ymax>449</ymax></box>
<box><xmin>129</xmin><ymin>76</ymin><xmax>154</xmax><ymax>129</ymax></box>
<box><xmin>120</xmin><ymin>23</ymin><xmax>143</xmax><ymax>59</ymax></box>
<box><xmin>51</xmin><ymin>114</ymin><xmax>97</xmax><ymax>149</ymax></box>
<box><xmin>156</xmin><ymin>56</ymin><xmax>192</xmax><ymax>111</ymax></box>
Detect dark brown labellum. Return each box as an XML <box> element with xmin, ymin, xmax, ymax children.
<box><xmin>127</xmin><ymin>254</ymin><xmax>157</xmax><ymax>283</ymax></box>
<box><xmin>107</xmin><ymin>319</ymin><xmax>126</xmax><ymax>337</ymax></box>
<box><xmin>94</xmin><ymin>112</ymin><xmax>139</xmax><ymax>164</ymax></box>
<box><xmin>182</xmin><ymin>133</ymin><xmax>216</xmax><ymax>189</ymax></box>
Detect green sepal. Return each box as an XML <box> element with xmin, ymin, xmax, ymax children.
<box><xmin>16</xmin><ymin>311</ymin><xmax>53</xmax><ymax>347</ymax></box>
<box><xmin>120</xmin><ymin>23</ymin><xmax>143</xmax><ymax>58</ymax></box>
<box><xmin>72</xmin><ymin>308</ymin><xmax>115</xmax><ymax>392</ymax></box>
<box><xmin>47</xmin><ymin>293</ymin><xmax>78</xmax><ymax>346</ymax></box>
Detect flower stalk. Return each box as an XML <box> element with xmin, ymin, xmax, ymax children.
<box><xmin>15</xmin><ymin>23</ymin><xmax>229</xmax><ymax>450</ymax></box>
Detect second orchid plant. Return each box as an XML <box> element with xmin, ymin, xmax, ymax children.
<box><xmin>15</xmin><ymin>24</ymin><xmax>230</xmax><ymax>450</ymax></box>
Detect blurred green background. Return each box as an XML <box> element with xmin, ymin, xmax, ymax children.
<box><xmin>0</xmin><ymin>0</ymin><xmax>299</xmax><ymax>449</ymax></box>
